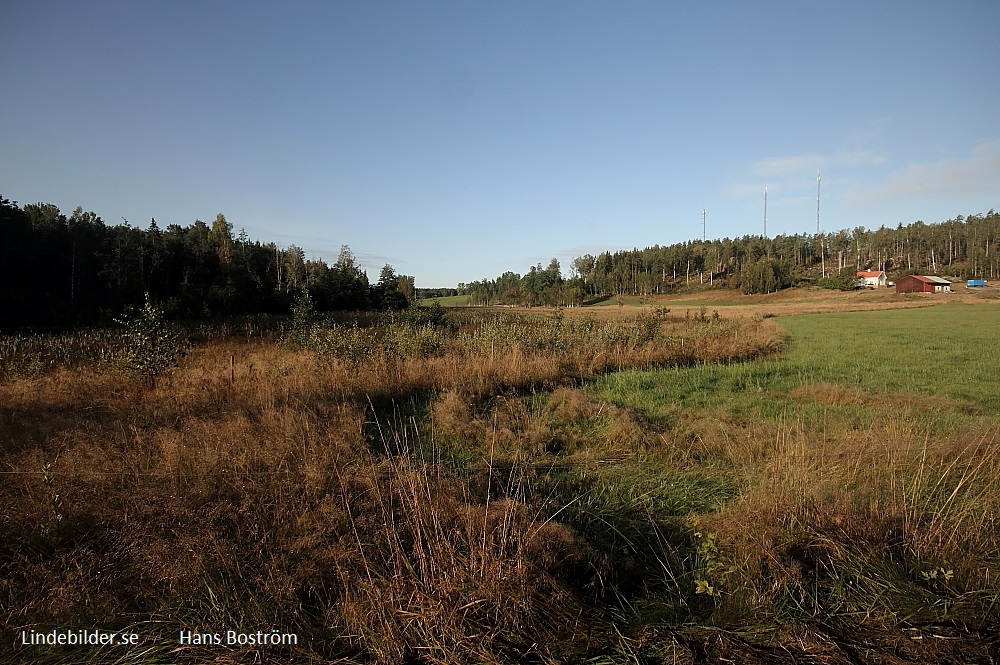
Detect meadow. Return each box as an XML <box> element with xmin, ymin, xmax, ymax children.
<box><xmin>596</xmin><ymin>302</ymin><xmax>1000</xmax><ymax>416</ymax></box>
<box><xmin>416</xmin><ymin>295</ymin><xmax>472</xmax><ymax>307</ymax></box>
<box><xmin>1</xmin><ymin>294</ymin><xmax>998</xmax><ymax>664</ymax></box>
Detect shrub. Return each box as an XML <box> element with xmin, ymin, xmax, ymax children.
<box><xmin>289</xmin><ymin>290</ymin><xmax>318</xmax><ymax>348</ymax></box>
<box><xmin>115</xmin><ymin>294</ymin><xmax>185</xmax><ymax>385</ymax></box>
<box><xmin>384</xmin><ymin>323</ymin><xmax>446</xmax><ymax>359</ymax></box>
<box><xmin>316</xmin><ymin>324</ymin><xmax>376</xmax><ymax>366</ymax></box>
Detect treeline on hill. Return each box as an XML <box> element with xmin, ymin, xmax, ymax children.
<box><xmin>414</xmin><ymin>287</ymin><xmax>459</xmax><ymax>300</ymax></box>
<box><xmin>462</xmin><ymin>210</ymin><xmax>1000</xmax><ymax>305</ymax></box>
<box><xmin>0</xmin><ymin>196</ymin><xmax>414</xmax><ymax>329</ymax></box>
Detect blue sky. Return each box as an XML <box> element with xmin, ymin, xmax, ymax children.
<box><xmin>3</xmin><ymin>1</ymin><xmax>998</xmax><ymax>287</ymax></box>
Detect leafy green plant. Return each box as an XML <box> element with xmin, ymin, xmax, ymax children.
<box><xmin>316</xmin><ymin>324</ymin><xmax>377</xmax><ymax>366</ymax></box>
<box><xmin>115</xmin><ymin>293</ymin><xmax>185</xmax><ymax>385</ymax></box>
<box><xmin>289</xmin><ymin>290</ymin><xmax>318</xmax><ymax>348</ymax></box>
<box><xmin>384</xmin><ymin>323</ymin><xmax>446</xmax><ymax>359</ymax></box>
<box><xmin>691</xmin><ymin>531</ymin><xmax>737</xmax><ymax>599</ymax></box>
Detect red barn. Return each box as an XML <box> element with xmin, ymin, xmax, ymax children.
<box><xmin>895</xmin><ymin>275</ymin><xmax>952</xmax><ymax>293</ymax></box>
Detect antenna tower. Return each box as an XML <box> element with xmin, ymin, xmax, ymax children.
<box><xmin>816</xmin><ymin>172</ymin><xmax>821</xmax><ymax>235</ymax></box>
<box><xmin>817</xmin><ymin>172</ymin><xmax>825</xmax><ymax>278</ymax></box>
<box><xmin>702</xmin><ymin>208</ymin><xmax>706</xmax><ymax>242</ymax></box>
<box><xmin>763</xmin><ymin>187</ymin><xmax>767</xmax><ymax>237</ymax></box>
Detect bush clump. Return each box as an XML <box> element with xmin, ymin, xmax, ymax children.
<box><xmin>115</xmin><ymin>294</ymin><xmax>185</xmax><ymax>385</ymax></box>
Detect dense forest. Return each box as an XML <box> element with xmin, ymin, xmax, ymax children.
<box><xmin>461</xmin><ymin>210</ymin><xmax>1000</xmax><ymax>306</ymax></box>
<box><xmin>4</xmin><ymin>193</ymin><xmax>997</xmax><ymax>325</ymax></box>
<box><xmin>0</xmin><ymin>196</ymin><xmax>414</xmax><ymax>329</ymax></box>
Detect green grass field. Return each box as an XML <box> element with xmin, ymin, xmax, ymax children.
<box><xmin>592</xmin><ymin>302</ymin><xmax>1000</xmax><ymax>421</ymax></box>
<box><xmin>780</xmin><ymin>302</ymin><xmax>1000</xmax><ymax>408</ymax></box>
<box><xmin>416</xmin><ymin>294</ymin><xmax>471</xmax><ymax>306</ymax></box>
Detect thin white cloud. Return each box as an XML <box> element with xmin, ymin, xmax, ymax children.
<box><xmin>833</xmin><ymin>150</ymin><xmax>889</xmax><ymax>167</ymax></box>
<box><xmin>751</xmin><ymin>150</ymin><xmax>887</xmax><ymax>179</ymax></box>
<box><xmin>734</xmin><ymin>149</ymin><xmax>889</xmax><ymax>199</ymax></box>
<box><xmin>842</xmin><ymin>140</ymin><xmax>1000</xmax><ymax>205</ymax></box>
<box><xmin>844</xmin><ymin>118</ymin><xmax>890</xmax><ymax>146</ymax></box>
<box><xmin>752</xmin><ymin>154</ymin><xmax>823</xmax><ymax>178</ymax></box>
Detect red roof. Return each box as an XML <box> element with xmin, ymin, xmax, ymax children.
<box><xmin>856</xmin><ymin>271</ymin><xmax>884</xmax><ymax>278</ymax></box>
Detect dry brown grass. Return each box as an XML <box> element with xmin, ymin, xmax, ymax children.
<box><xmin>0</xmin><ymin>352</ymin><xmax>595</xmax><ymax>662</ymax></box>
<box><xmin>3</xmin><ymin>305</ymin><xmax>998</xmax><ymax>663</ymax></box>
<box><xmin>788</xmin><ymin>381</ymin><xmax>979</xmax><ymax>413</ymax></box>
<box><xmin>687</xmin><ymin>408</ymin><xmax>1000</xmax><ymax>644</ymax></box>
<box><xmin>542</xmin><ymin>285</ymin><xmax>1000</xmax><ymax>320</ymax></box>
<box><xmin>1</xmin><ymin>312</ymin><xmax>785</xmax><ymax>662</ymax></box>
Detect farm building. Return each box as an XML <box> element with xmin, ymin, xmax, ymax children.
<box><xmin>856</xmin><ymin>270</ymin><xmax>887</xmax><ymax>288</ymax></box>
<box><xmin>895</xmin><ymin>275</ymin><xmax>953</xmax><ymax>294</ymax></box>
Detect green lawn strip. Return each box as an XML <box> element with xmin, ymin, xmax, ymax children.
<box><xmin>591</xmin><ymin>302</ymin><xmax>1000</xmax><ymax>422</ymax></box>
<box><xmin>777</xmin><ymin>302</ymin><xmax>1000</xmax><ymax>413</ymax></box>
<box><xmin>415</xmin><ymin>294</ymin><xmax>471</xmax><ymax>306</ymax></box>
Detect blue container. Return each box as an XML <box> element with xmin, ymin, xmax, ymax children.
<box><xmin>967</xmin><ymin>279</ymin><xmax>988</xmax><ymax>287</ymax></box>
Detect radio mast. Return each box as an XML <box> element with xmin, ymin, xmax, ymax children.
<box><xmin>817</xmin><ymin>172</ymin><xmax>825</xmax><ymax>278</ymax></box>
<box><xmin>763</xmin><ymin>187</ymin><xmax>767</xmax><ymax>237</ymax></box>
<box><xmin>816</xmin><ymin>172</ymin><xmax>821</xmax><ymax>235</ymax></box>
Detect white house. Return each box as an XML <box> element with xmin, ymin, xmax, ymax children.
<box><xmin>856</xmin><ymin>270</ymin><xmax>887</xmax><ymax>288</ymax></box>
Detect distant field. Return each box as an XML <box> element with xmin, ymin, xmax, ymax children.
<box><xmin>780</xmin><ymin>302</ymin><xmax>1000</xmax><ymax>409</ymax></box>
<box><xmin>416</xmin><ymin>294</ymin><xmax>471</xmax><ymax>306</ymax></box>
<box><xmin>448</xmin><ymin>286</ymin><xmax>998</xmax><ymax>319</ymax></box>
<box><xmin>593</xmin><ymin>301</ymin><xmax>1000</xmax><ymax>421</ymax></box>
